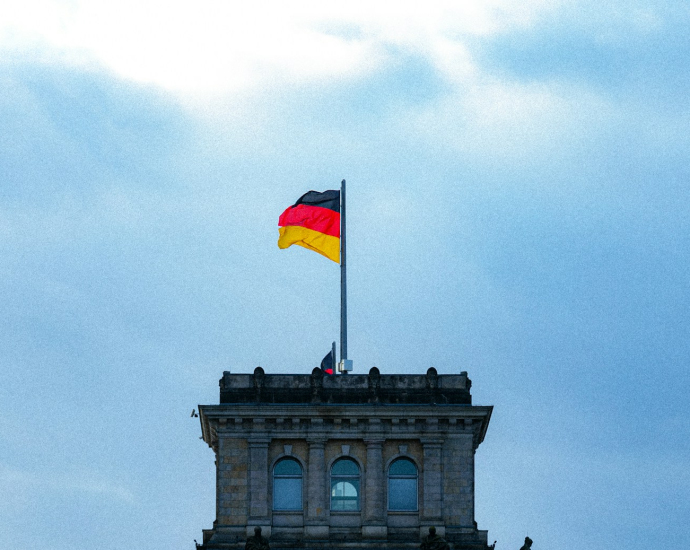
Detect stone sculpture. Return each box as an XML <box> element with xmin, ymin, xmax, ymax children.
<box><xmin>519</xmin><ymin>536</ymin><xmax>533</xmax><ymax>550</ymax></box>
<box><xmin>421</xmin><ymin>526</ymin><xmax>450</xmax><ymax>550</ymax></box>
<box><xmin>245</xmin><ymin>527</ymin><xmax>270</xmax><ymax>550</ymax></box>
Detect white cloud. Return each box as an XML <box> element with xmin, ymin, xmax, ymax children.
<box><xmin>4</xmin><ymin>0</ymin><xmax>671</xmax><ymax>176</ymax></box>
<box><xmin>0</xmin><ymin>0</ymin><xmax>557</xmax><ymax>94</ymax></box>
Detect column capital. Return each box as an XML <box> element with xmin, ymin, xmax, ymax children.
<box><xmin>363</xmin><ymin>438</ymin><xmax>385</xmax><ymax>446</ymax></box>
<box><xmin>306</xmin><ymin>437</ymin><xmax>327</xmax><ymax>447</ymax></box>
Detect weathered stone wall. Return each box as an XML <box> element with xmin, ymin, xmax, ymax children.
<box><xmin>218</xmin><ymin>438</ymin><xmax>248</xmax><ymax>526</ymax></box>
<box><xmin>219</xmin><ymin>367</ymin><xmax>472</xmax><ymax>405</ymax></box>
<box><xmin>443</xmin><ymin>434</ymin><xmax>475</xmax><ymax>527</ymax></box>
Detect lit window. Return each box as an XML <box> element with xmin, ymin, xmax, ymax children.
<box><xmin>273</xmin><ymin>458</ymin><xmax>303</xmax><ymax>510</ymax></box>
<box><xmin>388</xmin><ymin>458</ymin><xmax>417</xmax><ymax>511</ymax></box>
<box><xmin>330</xmin><ymin>457</ymin><xmax>360</xmax><ymax>511</ymax></box>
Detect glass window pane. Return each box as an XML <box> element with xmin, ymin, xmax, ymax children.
<box><xmin>331</xmin><ymin>498</ymin><xmax>359</xmax><ymax>511</ymax></box>
<box><xmin>331</xmin><ymin>458</ymin><xmax>359</xmax><ymax>475</ymax></box>
<box><xmin>331</xmin><ymin>458</ymin><xmax>360</xmax><ymax>511</ymax></box>
<box><xmin>389</xmin><ymin>478</ymin><xmax>417</xmax><ymax>511</ymax></box>
<box><xmin>389</xmin><ymin>458</ymin><xmax>417</xmax><ymax>476</ymax></box>
<box><xmin>274</xmin><ymin>478</ymin><xmax>302</xmax><ymax>510</ymax></box>
<box><xmin>331</xmin><ymin>479</ymin><xmax>359</xmax><ymax>511</ymax></box>
<box><xmin>274</xmin><ymin>458</ymin><xmax>302</xmax><ymax>476</ymax></box>
<box><xmin>332</xmin><ymin>481</ymin><xmax>358</xmax><ymax>497</ymax></box>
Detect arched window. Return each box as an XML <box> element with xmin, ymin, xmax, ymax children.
<box><xmin>330</xmin><ymin>457</ymin><xmax>360</xmax><ymax>511</ymax></box>
<box><xmin>273</xmin><ymin>458</ymin><xmax>303</xmax><ymax>510</ymax></box>
<box><xmin>388</xmin><ymin>458</ymin><xmax>418</xmax><ymax>511</ymax></box>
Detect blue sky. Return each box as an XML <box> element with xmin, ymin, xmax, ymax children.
<box><xmin>1</xmin><ymin>2</ymin><xmax>688</xmax><ymax>549</ymax></box>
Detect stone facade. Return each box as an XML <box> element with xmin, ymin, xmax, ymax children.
<box><xmin>197</xmin><ymin>367</ymin><xmax>493</xmax><ymax>550</ymax></box>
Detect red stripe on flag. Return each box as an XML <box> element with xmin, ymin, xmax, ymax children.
<box><xmin>278</xmin><ymin>204</ymin><xmax>340</xmax><ymax>238</ymax></box>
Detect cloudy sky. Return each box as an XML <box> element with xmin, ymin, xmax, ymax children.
<box><xmin>1</xmin><ymin>1</ymin><xmax>688</xmax><ymax>549</ymax></box>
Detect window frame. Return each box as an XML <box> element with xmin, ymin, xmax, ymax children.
<box><xmin>330</xmin><ymin>457</ymin><xmax>361</xmax><ymax>512</ymax></box>
<box><xmin>272</xmin><ymin>457</ymin><xmax>304</xmax><ymax>511</ymax></box>
<box><xmin>387</xmin><ymin>457</ymin><xmax>418</xmax><ymax>512</ymax></box>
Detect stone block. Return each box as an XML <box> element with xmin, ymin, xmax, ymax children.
<box><xmin>304</xmin><ymin>524</ymin><xmax>329</xmax><ymax>539</ymax></box>
<box><xmin>362</xmin><ymin>525</ymin><xmax>388</xmax><ymax>539</ymax></box>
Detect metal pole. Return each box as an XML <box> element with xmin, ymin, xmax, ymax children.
<box><xmin>340</xmin><ymin>179</ymin><xmax>347</xmax><ymax>364</ymax></box>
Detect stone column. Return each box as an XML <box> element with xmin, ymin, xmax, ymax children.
<box><xmin>421</xmin><ymin>438</ymin><xmax>444</xmax><ymax>538</ymax></box>
<box><xmin>247</xmin><ymin>437</ymin><xmax>270</xmax><ymax>537</ymax></box>
<box><xmin>305</xmin><ymin>437</ymin><xmax>329</xmax><ymax>539</ymax></box>
<box><xmin>362</xmin><ymin>438</ymin><xmax>387</xmax><ymax>539</ymax></box>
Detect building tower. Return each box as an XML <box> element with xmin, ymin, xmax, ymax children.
<box><xmin>197</xmin><ymin>366</ymin><xmax>493</xmax><ymax>550</ymax></box>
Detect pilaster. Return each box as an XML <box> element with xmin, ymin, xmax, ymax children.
<box><xmin>362</xmin><ymin>438</ymin><xmax>387</xmax><ymax>539</ymax></box>
<box><xmin>305</xmin><ymin>437</ymin><xmax>329</xmax><ymax>539</ymax></box>
<box><xmin>247</xmin><ymin>437</ymin><xmax>270</xmax><ymax>535</ymax></box>
<box><xmin>420</xmin><ymin>438</ymin><xmax>444</xmax><ymax>531</ymax></box>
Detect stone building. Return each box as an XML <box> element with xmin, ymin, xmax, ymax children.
<box><xmin>197</xmin><ymin>366</ymin><xmax>493</xmax><ymax>550</ymax></box>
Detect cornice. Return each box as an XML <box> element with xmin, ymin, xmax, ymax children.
<box><xmin>198</xmin><ymin>404</ymin><xmax>493</xmax><ymax>452</ymax></box>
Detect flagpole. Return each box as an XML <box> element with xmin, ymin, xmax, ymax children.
<box><xmin>340</xmin><ymin>179</ymin><xmax>347</xmax><ymax>367</ymax></box>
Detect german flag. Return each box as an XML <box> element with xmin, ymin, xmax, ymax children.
<box><xmin>278</xmin><ymin>190</ymin><xmax>340</xmax><ymax>263</ymax></box>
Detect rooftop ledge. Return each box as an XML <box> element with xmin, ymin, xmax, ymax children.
<box><xmin>219</xmin><ymin>367</ymin><xmax>473</xmax><ymax>405</ymax></box>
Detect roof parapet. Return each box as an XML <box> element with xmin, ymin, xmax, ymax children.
<box><xmin>219</xmin><ymin>367</ymin><xmax>472</xmax><ymax>405</ymax></box>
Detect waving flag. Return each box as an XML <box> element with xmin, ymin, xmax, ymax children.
<box><xmin>320</xmin><ymin>349</ymin><xmax>335</xmax><ymax>375</ymax></box>
<box><xmin>278</xmin><ymin>190</ymin><xmax>341</xmax><ymax>263</ymax></box>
